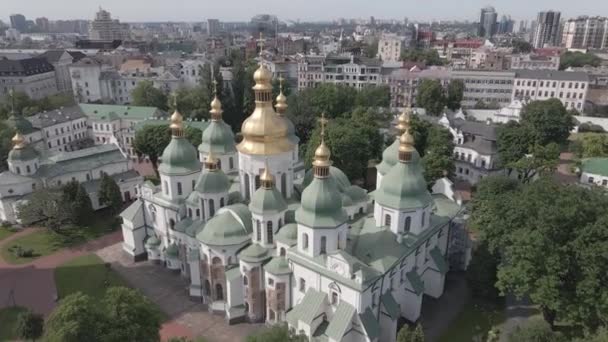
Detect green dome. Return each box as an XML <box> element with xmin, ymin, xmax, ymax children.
<box><xmin>239</xmin><ymin>243</ymin><xmax>271</xmax><ymax>263</ymax></box>
<box><xmin>6</xmin><ymin>115</ymin><xmax>36</xmax><ymax>134</ymax></box>
<box><xmin>249</xmin><ymin>186</ymin><xmax>287</xmax><ymax>214</ymax></box>
<box><xmin>8</xmin><ymin>145</ymin><xmax>38</xmax><ymax>162</ymax></box>
<box><xmin>145</xmin><ymin>235</ymin><xmax>161</xmax><ymax>247</ymax></box>
<box><xmin>303</xmin><ymin>166</ymin><xmax>350</xmax><ymax>192</ymax></box>
<box><xmin>265</xmin><ymin>256</ymin><xmax>291</xmax><ymax>275</ymax></box>
<box><xmin>376</xmin><ymin>139</ymin><xmax>399</xmax><ymax>175</ymax></box>
<box><xmin>296</xmin><ymin>176</ymin><xmax>347</xmax><ymax>228</ymax></box>
<box><xmin>197</xmin><ymin>206</ymin><xmax>252</xmax><ymax>246</ymax></box>
<box><xmin>165</xmin><ymin>243</ymin><xmax>179</xmax><ymax>258</ymax></box>
<box><xmin>194</xmin><ymin>169</ymin><xmax>230</xmax><ymax>194</ymax></box>
<box><xmin>375</xmin><ymin>151</ymin><xmax>433</xmax><ymax>210</ymax></box>
<box><xmin>345</xmin><ymin>185</ymin><xmax>368</xmax><ymax>202</ymax></box>
<box><xmin>198</xmin><ymin>120</ymin><xmax>236</xmax><ymax>155</ymax></box>
<box><xmin>158</xmin><ymin>137</ymin><xmax>201</xmax><ymax>175</ymax></box>
<box><xmin>342</xmin><ymin>193</ymin><xmax>354</xmax><ymax>207</ymax></box>
<box><xmin>276</xmin><ymin>223</ymin><xmax>298</xmax><ymax>245</ymax></box>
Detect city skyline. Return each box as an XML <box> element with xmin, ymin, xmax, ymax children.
<box><xmin>2</xmin><ymin>0</ymin><xmax>608</xmax><ymax>23</ymax></box>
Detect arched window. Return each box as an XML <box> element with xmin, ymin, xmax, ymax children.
<box><xmin>201</xmin><ymin>199</ymin><xmax>205</xmax><ymax>220</ymax></box>
<box><xmin>188</xmin><ymin>208</ymin><xmax>192</xmax><ymax>217</ymax></box>
<box><xmin>149</xmin><ymin>205</ymin><xmax>156</xmax><ymax>222</ymax></box>
<box><xmin>26</xmin><ymin>165</ymin><xmax>31</xmax><ymax>174</ymax></box>
<box><xmin>281</xmin><ymin>173</ymin><xmax>287</xmax><ymax>197</ymax></box>
<box><xmin>217</xmin><ymin>159</ymin><xmax>222</xmax><ymax>170</ymax></box>
<box><xmin>196</xmin><ymin>209</ymin><xmax>200</xmax><ymax>217</ymax></box>
<box><xmin>280</xmin><ymin>248</ymin><xmax>286</xmax><ymax>256</ymax></box>
<box><xmin>256</xmin><ymin>220</ymin><xmax>262</xmax><ymax>241</ymax></box>
<box><xmin>405</xmin><ymin>216</ymin><xmax>411</xmax><ymax>232</ymax></box>
<box><xmin>255</xmin><ymin>175</ymin><xmax>260</xmax><ymax>189</ymax></box>
<box><xmin>385</xmin><ymin>214</ymin><xmax>391</xmax><ymax>226</ymax></box>
<box><xmin>192</xmin><ymin>179</ymin><xmax>196</xmax><ymax>190</ymax></box>
<box><xmin>163</xmin><ymin>181</ymin><xmax>169</xmax><ymax>195</ymax></box>
<box><xmin>215</xmin><ymin>284</ymin><xmax>224</xmax><ymax>301</ymax></box>
<box><xmin>204</xmin><ymin>280</ymin><xmax>211</xmax><ymax>295</ymax></box>
<box><xmin>220</xmin><ymin>197</ymin><xmax>225</xmax><ymax>208</ymax></box>
<box><xmin>278</xmin><ymin>218</ymin><xmax>282</xmax><ymax>228</ymax></box>
<box><xmin>229</xmin><ymin>157</ymin><xmax>234</xmax><ymax>169</ymax></box>
<box><xmin>169</xmin><ymin>219</ymin><xmax>175</xmax><ymax>230</ymax></box>
<box><xmin>267</xmin><ymin>221</ymin><xmax>273</xmax><ymax>244</ymax></box>
<box><xmin>212</xmin><ymin>257</ymin><xmax>222</xmax><ymax>265</ymax></box>
<box><xmin>244</xmin><ymin>174</ymin><xmax>251</xmax><ymax>199</ymax></box>
<box><xmin>177</xmin><ymin>182</ymin><xmax>182</xmax><ymax>195</ymax></box>
<box><xmin>16</xmin><ymin>167</ymin><xmax>20</xmax><ymax>174</ymax></box>
<box><xmin>302</xmin><ymin>233</ymin><xmax>309</xmax><ymax>250</ymax></box>
<box><xmin>320</xmin><ymin>236</ymin><xmax>327</xmax><ymax>254</ymax></box>
<box><xmin>209</xmin><ymin>199</ymin><xmax>215</xmax><ymax>216</ymax></box>
<box><xmin>299</xmin><ymin>278</ymin><xmax>306</xmax><ymax>292</ymax></box>
<box><xmin>331</xmin><ymin>292</ymin><xmax>339</xmax><ymax>305</ymax></box>
<box><xmin>243</xmin><ymin>275</ymin><xmax>248</xmax><ymax>286</ymax></box>
<box><xmin>421</xmin><ymin>211</ymin><xmax>426</xmax><ymax>227</ymax></box>
<box><xmin>337</xmin><ymin>232</ymin><xmax>342</xmax><ymax>250</ymax></box>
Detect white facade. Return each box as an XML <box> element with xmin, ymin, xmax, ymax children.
<box><xmin>378</xmin><ymin>34</ymin><xmax>403</xmax><ymax>67</ymax></box>
<box><xmin>297</xmin><ymin>54</ymin><xmax>382</xmax><ymax>90</ymax></box>
<box><xmin>512</xmin><ymin>70</ymin><xmax>589</xmax><ymax>111</ymax></box>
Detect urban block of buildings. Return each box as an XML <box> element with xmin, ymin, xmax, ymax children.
<box><xmin>119</xmin><ymin>62</ymin><xmax>465</xmax><ymax>342</ymax></box>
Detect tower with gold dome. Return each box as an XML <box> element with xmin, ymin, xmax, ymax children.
<box><xmin>237</xmin><ymin>53</ymin><xmax>297</xmax><ymax>200</ymax></box>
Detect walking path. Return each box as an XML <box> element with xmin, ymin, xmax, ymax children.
<box><xmin>0</xmin><ymin>228</ymin><xmax>121</xmax><ymax>316</ymax></box>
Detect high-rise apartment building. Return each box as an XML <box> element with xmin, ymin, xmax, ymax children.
<box><xmin>532</xmin><ymin>11</ymin><xmax>562</xmax><ymax>48</ymax></box>
<box><xmin>377</xmin><ymin>33</ymin><xmax>403</xmax><ymax>67</ymax></box>
<box><xmin>562</xmin><ymin>16</ymin><xmax>608</xmax><ymax>50</ymax></box>
<box><xmin>35</xmin><ymin>17</ymin><xmax>50</xmax><ymax>32</ymax></box>
<box><xmin>207</xmin><ymin>19</ymin><xmax>221</xmax><ymax>36</ymax></box>
<box><xmin>89</xmin><ymin>8</ymin><xmax>128</xmax><ymax>41</ymax></box>
<box><xmin>478</xmin><ymin>6</ymin><xmax>498</xmax><ymax>38</ymax></box>
<box><xmin>10</xmin><ymin>14</ymin><xmax>27</xmax><ymax>32</ymax></box>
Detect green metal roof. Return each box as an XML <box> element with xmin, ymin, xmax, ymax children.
<box><xmin>325</xmin><ymin>301</ymin><xmax>356</xmax><ymax>341</ymax></box>
<box><xmin>374</xmin><ymin>151</ymin><xmax>433</xmax><ymax>210</ymax></box>
<box><xmin>303</xmin><ymin>166</ymin><xmax>351</xmax><ymax>193</ymax></box>
<box><xmin>79</xmin><ymin>103</ymin><xmax>163</xmax><ymax>122</ymax></box>
<box><xmin>249</xmin><ymin>186</ymin><xmax>288</xmax><ymax>214</ymax></box>
<box><xmin>380</xmin><ymin>291</ymin><xmax>400</xmax><ymax>320</ymax></box>
<box><xmin>238</xmin><ymin>243</ymin><xmax>271</xmax><ymax>263</ymax></box>
<box><xmin>430</xmin><ymin>247</ymin><xmax>448</xmax><ymax>274</ymax></box>
<box><xmin>264</xmin><ymin>256</ymin><xmax>291</xmax><ymax>275</ymax></box>
<box><xmin>134</xmin><ymin>119</ymin><xmax>209</xmax><ymax>132</ymax></box>
<box><xmin>196</xmin><ymin>205</ymin><xmax>252</xmax><ymax>246</ymax></box>
<box><xmin>406</xmin><ymin>269</ymin><xmax>425</xmax><ymax>295</ymax></box>
<box><xmin>376</xmin><ymin>138</ymin><xmax>399</xmax><ymax>175</ymax></box>
<box><xmin>296</xmin><ymin>176</ymin><xmax>348</xmax><ymax>228</ymax></box>
<box><xmin>145</xmin><ymin>235</ymin><xmax>161</xmax><ymax>247</ymax></box>
<box><xmin>358</xmin><ymin>308</ymin><xmax>380</xmax><ymax>339</ymax></box>
<box><xmin>174</xmin><ymin>217</ymin><xmax>193</xmax><ymax>234</ymax></box>
<box><xmin>158</xmin><ymin>137</ymin><xmax>201</xmax><ymax>175</ymax></box>
<box><xmin>194</xmin><ymin>169</ymin><xmax>230</xmax><ymax>194</ymax></box>
<box><xmin>276</xmin><ymin>223</ymin><xmax>298</xmax><ymax>246</ymax></box>
<box><xmin>166</xmin><ymin>243</ymin><xmax>179</xmax><ymax>258</ymax></box>
<box><xmin>198</xmin><ymin>120</ymin><xmax>236</xmax><ymax>155</ymax></box>
<box><xmin>345</xmin><ymin>185</ymin><xmax>368</xmax><ymax>202</ymax></box>
<box><xmin>36</xmin><ymin>144</ymin><xmax>126</xmax><ymax>179</ymax></box>
<box><xmin>8</xmin><ymin>145</ymin><xmax>38</xmax><ymax>162</ymax></box>
<box><xmin>286</xmin><ymin>288</ymin><xmax>327</xmax><ymax>326</ymax></box>
<box><xmin>581</xmin><ymin>158</ymin><xmax>608</xmax><ymax>177</ymax></box>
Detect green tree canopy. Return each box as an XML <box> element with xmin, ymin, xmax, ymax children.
<box><xmin>416</xmin><ymin>79</ymin><xmax>446</xmax><ymax>116</ymax></box>
<box><xmin>16</xmin><ymin>309</ymin><xmax>44</xmax><ymax>342</ymax></box>
<box><xmin>520</xmin><ymin>99</ymin><xmax>574</xmax><ymax>146</ymax></box>
<box><xmin>17</xmin><ymin>189</ymin><xmax>70</xmax><ymax>230</ymax></box>
<box><xmin>44</xmin><ymin>293</ymin><xmax>107</xmax><ymax>342</ymax></box>
<box><xmin>400</xmin><ymin>49</ymin><xmax>444</xmax><ymax>65</ymax></box>
<box><xmin>446</xmin><ymin>79</ymin><xmax>464</xmax><ymax>110</ymax></box>
<box><xmin>508</xmin><ymin>319</ymin><xmax>566</xmax><ymax>342</ymax></box>
<box><xmin>131</xmin><ymin>81</ymin><xmax>168</xmax><ymax>110</ymax></box>
<box><xmin>61</xmin><ymin>181</ymin><xmax>94</xmax><ymax>226</ymax></box>
<box><xmin>396</xmin><ymin>323</ymin><xmax>425</xmax><ymax>342</ymax></box>
<box><xmin>573</xmin><ymin>134</ymin><xmax>608</xmax><ymax>158</ymax></box>
<box><xmin>466</xmin><ymin>242</ymin><xmax>501</xmax><ymax>302</ymax></box>
<box><xmin>560</xmin><ymin>51</ymin><xmax>601</xmax><ymax>70</ymax></box>
<box><xmin>102</xmin><ymin>287</ymin><xmax>162</xmax><ymax>342</ymax></box>
<box><xmin>470</xmin><ymin>177</ymin><xmax>608</xmax><ymax>329</ymax></box>
<box><xmin>512</xmin><ymin>40</ymin><xmax>533</xmax><ymax>54</ymax></box>
<box><xmin>98</xmin><ymin>173</ymin><xmax>123</xmax><ymax>214</ymax></box>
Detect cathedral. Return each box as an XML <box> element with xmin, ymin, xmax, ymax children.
<box><xmin>120</xmin><ymin>60</ymin><xmax>462</xmax><ymax>342</ymax></box>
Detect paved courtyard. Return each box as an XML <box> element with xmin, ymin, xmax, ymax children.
<box><xmin>96</xmin><ymin>243</ymin><xmax>264</xmax><ymax>342</ymax></box>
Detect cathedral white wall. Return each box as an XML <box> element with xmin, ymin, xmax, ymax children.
<box><xmin>421</xmin><ymin>268</ymin><xmax>445</xmax><ymax>299</ymax></box>
<box><xmin>379</xmin><ymin>310</ymin><xmax>398</xmax><ymax>342</ymax></box>
<box><xmin>159</xmin><ymin>171</ymin><xmax>200</xmax><ymax>201</ymax></box>
<box><xmin>201</xmin><ymin>152</ymin><xmax>238</xmax><ymax>174</ymax></box>
<box><xmin>8</xmin><ymin>158</ymin><xmax>39</xmax><ymax>177</ymax></box>
<box><xmin>252</xmin><ymin>211</ymin><xmax>285</xmax><ymax>248</ymax></box>
<box><xmin>121</xmin><ymin>224</ymin><xmax>146</xmax><ymax>258</ymax></box>
<box><xmin>238</xmin><ymin>152</ymin><xmax>294</xmax><ymax>199</ymax></box>
<box><xmin>227</xmin><ymin>276</ymin><xmax>245</xmax><ymax>313</ymax></box>
<box><xmin>296</xmin><ymin>224</ymin><xmax>347</xmax><ymax>258</ymax></box>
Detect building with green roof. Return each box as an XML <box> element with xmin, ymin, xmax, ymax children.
<box><xmin>580</xmin><ymin>157</ymin><xmax>608</xmax><ymax>189</ymax></box>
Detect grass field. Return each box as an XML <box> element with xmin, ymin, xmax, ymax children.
<box><xmin>0</xmin><ymin>306</ymin><xmax>28</xmax><ymax>341</ymax></box>
<box><xmin>54</xmin><ymin>253</ymin><xmax>128</xmax><ymax>300</ymax></box>
<box><xmin>0</xmin><ymin>226</ymin><xmax>17</xmax><ymax>241</ymax></box>
<box><xmin>438</xmin><ymin>300</ymin><xmax>506</xmax><ymax>342</ymax></box>
<box><xmin>0</xmin><ymin>210</ymin><xmax>118</xmax><ymax>264</ymax></box>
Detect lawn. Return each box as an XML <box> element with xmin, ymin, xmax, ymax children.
<box><xmin>0</xmin><ymin>226</ymin><xmax>17</xmax><ymax>241</ymax></box>
<box><xmin>54</xmin><ymin>253</ymin><xmax>128</xmax><ymax>300</ymax></box>
<box><xmin>0</xmin><ymin>306</ymin><xmax>28</xmax><ymax>341</ymax></box>
<box><xmin>0</xmin><ymin>209</ymin><xmax>119</xmax><ymax>265</ymax></box>
<box><xmin>438</xmin><ymin>300</ymin><xmax>506</xmax><ymax>342</ymax></box>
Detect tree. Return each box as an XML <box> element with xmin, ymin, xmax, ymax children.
<box><xmin>446</xmin><ymin>80</ymin><xmax>464</xmax><ymax>110</ymax></box>
<box><xmin>471</xmin><ymin>177</ymin><xmax>608</xmax><ymax>329</ymax></box>
<box><xmin>512</xmin><ymin>40</ymin><xmax>533</xmax><ymax>54</ymax></box>
<box><xmin>17</xmin><ymin>189</ymin><xmax>71</xmax><ymax>230</ymax></box>
<box><xmin>364</xmin><ymin>37</ymin><xmax>379</xmax><ymax>58</ymax></box>
<box><xmin>62</xmin><ymin>181</ymin><xmax>93</xmax><ymax>225</ymax></box>
<box><xmin>416</xmin><ymin>79</ymin><xmax>446</xmax><ymax>116</ymax></box>
<box><xmin>574</xmin><ymin>134</ymin><xmax>608</xmax><ymax>158</ymax></box>
<box><xmin>520</xmin><ymin>99</ymin><xmax>574</xmax><ymax>146</ymax></box>
<box><xmin>0</xmin><ymin>121</ymin><xmax>13</xmax><ymax>171</ymax></box>
<box><xmin>246</xmin><ymin>324</ymin><xmax>307</xmax><ymax>342</ymax></box>
<box><xmin>102</xmin><ymin>287</ymin><xmax>162</xmax><ymax>342</ymax></box>
<box><xmin>400</xmin><ymin>49</ymin><xmax>444</xmax><ymax>66</ymax></box>
<box><xmin>560</xmin><ymin>51</ymin><xmax>601</xmax><ymax>70</ymax></box>
<box><xmin>44</xmin><ymin>293</ymin><xmax>107</xmax><ymax>342</ymax></box>
<box><xmin>133</xmin><ymin>124</ymin><xmax>202</xmax><ymax>175</ymax></box>
<box><xmin>397</xmin><ymin>323</ymin><xmax>425</xmax><ymax>342</ymax></box>
<box><xmin>98</xmin><ymin>173</ymin><xmax>122</xmax><ymax>214</ymax></box>
<box><xmin>16</xmin><ymin>310</ymin><xmax>44</xmax><ymax>342</ymax></box>
<box><xmin>466</xmin><ymin>242</ymin><xmax>501</xmax><ymax>302</ymax></box>
<box><xmin>131</xmin><ymin>81</ymin><xmax>168</xmax><ymax>110</ymax></box>
<box><xmin>508</xmin><ymin>319</ymin><xmax>566</xmax><ymax>342</ymax></box>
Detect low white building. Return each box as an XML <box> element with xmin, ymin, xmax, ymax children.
<box><xmin>297</xmin><ymin>53</ymin><xmax>382</xmax><ymax>91</ymax></box>
<box><xmin>512</xmin><ymin>70</ymin><xmax>589</xmax><ymax>111</ymax></box>
<box><xmin>0</xmin><ymin>57</ymin><xmax>58</xmax><ymax>100</ymax></box>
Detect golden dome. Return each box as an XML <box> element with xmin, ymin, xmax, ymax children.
<box><xmin>253</xmin><ymin>66</ymin><xmax>272</xmax><ymax>90</ymax></box>
<box><xmin>204</xmin><ymin>151</ymin><xmax>219</xmax><ymax>170</ymax></box>
<box><xmin>313</xmin><ymin>141</ymin><xmax>332</xmax><ymax>166</ymax></box>
<box><xmin>275</xmin><ymin>92</ymin><xmax>288</xmax><ymax>114</ymax></box>
<box><xmin>12</xmin><ymin>132</ymin><xmax>25</xmax><ymax>149</ymax></box>
<box><xmin>210</xmin><ymin>96</ymin><xmax>223</xmax><ymax>121</ymax></box>
<box><xmin>399</xmin><ymin>129</ymin><xmax>416</xmax><ymax>155</ymax></box>
<box><xmin>396</xmin><ymin>107</ymin><xmax>412</xmax><ymax>133</ymax></box>
<box><xmin>170</xmin><ymin>109</ymin><xmax>183</xmax><ymax>130</ymax></box>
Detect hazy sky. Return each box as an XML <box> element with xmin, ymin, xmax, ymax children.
<box><xmin>2</xmin><ymin>0</ymin><xmax>607</xmax><ymax>23</ymax></box>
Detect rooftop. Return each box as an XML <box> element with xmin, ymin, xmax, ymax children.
<box><xmin>514</xmin><ymin>69</ymin><xmax>589</xmax><ymax>82</ymax></box>
<box><xmin>28</xmin><ymin>106</ymin><xmax>87</xmax><ymax>128</ymax></box>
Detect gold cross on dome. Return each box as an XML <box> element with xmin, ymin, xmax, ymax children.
<box><xmin>278</xmin><ymin>76</ymin><xmax>284</xmax><ymax>91</ymax></box>
<box><xmin>212</xmin><ymin>79</ymin><xmax>218</xmax><ymax>96</ymax></box>
<box><xmin>257</xmin><ymin>32</ymin><xmax>265</xmax><ymax>57</ymax></box>
<box><xmin>319</xmin><ymin>112</ymin><xmax>328</xmax><ymax>139</ymax></box>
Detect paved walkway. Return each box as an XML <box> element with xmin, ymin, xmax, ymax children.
<box><xmin>421</xmin><ymin>272</ymin><xmax>469</xmax><ymax>342</ymax></box>
<box><xmin>497</xmin><ymin>294</ymin><xmax>538</xmax><ymax>341</ymax></box>
<box><xmin>0</xmin><ymin>228</ymin><xmax>121</xmax><ymax>316</ymax></box>
<box><xmin>96</xmin><ymin>243</ymin><xmax>264</xmax><ymax>342</ymax></box>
